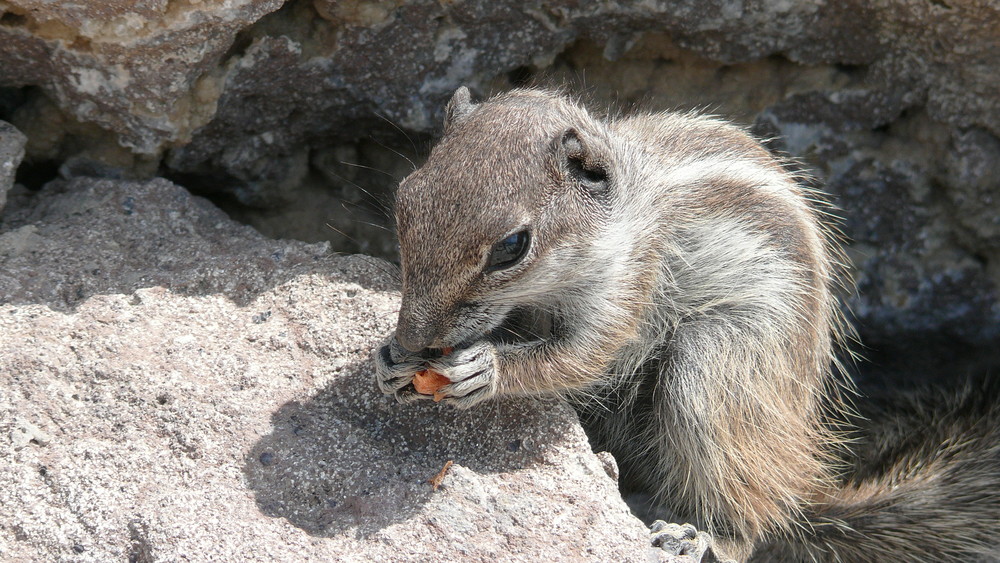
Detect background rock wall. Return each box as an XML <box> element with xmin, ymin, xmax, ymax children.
<box><xmin>1</xmin><ymin>2</ymin><xmax>998</xmax><ymax>382</ymax></box>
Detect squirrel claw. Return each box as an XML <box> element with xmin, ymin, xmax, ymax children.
<box><xmin>373</xmin><ymin>337</ymin><xmax>423</xmax><ymax>396</ymax></box>
<box><xmin>428</xmin><ymin>341</ymin><xmax>498</xmax><ymax>407</ymax></box>
<box><xmin>650</xmin><ymin>521</ymin><xmax>728</xmax><ymax>563</ymax></box>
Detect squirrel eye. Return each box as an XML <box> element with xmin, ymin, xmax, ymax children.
<box><xmin>486</xmin><ymin>230</ymin><xmax>530</xmax><ymax>272</ymax></box>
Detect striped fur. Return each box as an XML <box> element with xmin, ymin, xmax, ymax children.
<box><xmin>374</xmin><ymin>89</ymin><xmax>1000</xmax><ymax>562</ymax></box>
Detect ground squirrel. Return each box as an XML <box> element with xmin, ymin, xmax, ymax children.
<box><xmin>373</xmin><ymin>88</ymin><xmax>1000</xmax><ymax>562</ymax></box>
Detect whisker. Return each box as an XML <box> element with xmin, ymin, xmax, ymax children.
<box><xmin>325</xmin><ymin>222</ymin><xmax>361</xmax><ymax>245</ymax></box>
<box><xmin>373</xmin><ymin>111</ymin><xmax>420</xmax><ymax>156</ymax></box>
<box><xmin>369</xmin><ymin>134</ymin><xmax>417</xmax><ymax>171</ymax></box>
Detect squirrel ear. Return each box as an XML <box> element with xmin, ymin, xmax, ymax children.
<box><xmin>557</xmin><ymin>128</ymin><xmax>611</xmax><ymax>199</ymax></box>
<box><xmin>559</xmin><ymin>128</ymin><xmax>586</xmax><ymax>159</ymax></box>
<box><xmin>444</xmin><ymin>86</ymin><xmax>475</xmax><ymax>132</ymax></box>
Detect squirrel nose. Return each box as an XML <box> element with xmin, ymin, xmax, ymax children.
<box><xmin>395</xmin><ymin>310</ymin><xmax>434</xmax><ymax>352</ymax></box>
<box><xmin>394</xmin><ymin>329</ymin><xmax>430</xmax><ymax>353</ymax></box>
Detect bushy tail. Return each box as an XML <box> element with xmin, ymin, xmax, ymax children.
<box><xmin>757</xmin><ymin>378</ymin><xmax>1000</xmax><ymax>562</ymax></box>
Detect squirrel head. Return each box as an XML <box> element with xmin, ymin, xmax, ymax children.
<box><xmin>392</xmin><ymin>88</ymin><xmax>617</xmax><ymax>352</ymax></box>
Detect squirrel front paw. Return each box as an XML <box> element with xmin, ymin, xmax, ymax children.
<box><xmin>373</xmin><ymin>335</ymin><xmax>426</xmax><ymax>402</ymax></box>
<box><xmin>428</xmin><ymin>341</ymin><xmax>499</xmax><ymax>408</ymax></box>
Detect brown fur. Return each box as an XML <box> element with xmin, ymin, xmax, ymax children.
<box><xmin>374</xmin><ymin>88</ymin><xmax>1000</xmax><ymax>562</ymax></box>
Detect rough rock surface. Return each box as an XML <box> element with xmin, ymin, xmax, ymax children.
<box><xmin>3</xmin><ymin>1</ymin><xmax>997</xmax><ymax>158</ymax></box>
<box><xmin>1</xmin><ymin>0</ymin><xmax>997</xmax><ymax>376</ymax></box>
<box><xmin>0</xmin><ymin>0</ymin><xmax>284</xmax><ymax>155</ymax></box>
<box><xmin>0</xmin><ymin>177</ymin><xmax>653</xmax><ymax>561</ymax></box>
<box><xmin>0</xmin><ymin>120</ymin><xmax>25</xmax><ymax>213</ymax></box>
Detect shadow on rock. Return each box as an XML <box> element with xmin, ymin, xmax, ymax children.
<box><xmin>244</xmin><ymin>356</ymin><xmax>569</xmax><ymax>538</ymax></box>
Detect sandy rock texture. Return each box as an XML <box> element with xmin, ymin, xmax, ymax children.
<box><xmin>0</xmin><ymin>177</ymin><xmax>653</xmax><ymax>561</ymax></box>
<box><xmin>0</xmin><ymin>120</ymin><xmax>25</xmax><ymax>212</ymax></box>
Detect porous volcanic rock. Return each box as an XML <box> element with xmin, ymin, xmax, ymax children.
<box><xmin>0</xmin><ymin>177</ymin><xmax>653</xmax><ymax>561</ymax></box>
<box><xmin>3</xmin><ymin>0</ymin><xmax>997</xmax><ymax>160</ymax></box>
<box><xmin>0</xmin><ymin>120</ymin><xmax>26</xmax><ymax>212</ymax></box>
<box><xmin>1</xmin><ymin>0</ymin><xmax>998</xmax><ymax>409</ymax></box>
<box><xmin>0</xmin><ymin>0</ymin><xmax>284</xmax><ymax>155</ymax></box>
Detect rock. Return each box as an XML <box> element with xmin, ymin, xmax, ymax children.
<box><xmin>0</xmin><ymin>1</ymin><xmax>993</xmax><ymax>157</ymax></box>
<box><xmin>944</xmin><ymin>127</ymin><xmax>1000</xmax><ymax>247</ymax></box>
<box><xmin>1</xmin><ymin>0</ymin><xmax>997</xmax><ymax>404</ymax></box>
<box><xmin>0</xmin><ymin>177</ymin><xmax>652</xmax><ymax>561</ymax></box>
<box><xmin>0</xmin><ymin>0</ymin><xmax>285</xmax><ymax>155</ymax></box>
<box><xmin>0</xmin><ymin>120</ymin><xmax>26</xmax><ymax>213</ymax></box>
<box><xmin>9</xmin><ymin>418</ymin><xmax>50</xmax><ymax>449</ymax></box>
<box><xmin>757</xmin><ymin>89</ymin><xmax>1000</xmax><ymax>382</ymax></box>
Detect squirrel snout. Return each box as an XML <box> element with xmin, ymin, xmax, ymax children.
<box><xmin>396</xmin><ymin>298</ymin><xmax>453</xmax><ymax>352</ymax></box>
<box><xmin>394</xmin><ymin>314</ymin><xmax>435</xmax><ymax>352</ymax></box>
<box><xmin>394</xmin><ymin>330</ymin><xmax>429</xmax><ymax>353</ymax></box>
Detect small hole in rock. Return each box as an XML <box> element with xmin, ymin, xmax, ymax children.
<box><xmin>0</xmin><ymin>12</ymin><xmax>27</xmax><ymax>26</ymax></box>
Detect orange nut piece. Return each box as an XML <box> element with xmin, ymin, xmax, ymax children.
<box><xmin>413</xmin><ymin>369</ymin><xmax>451</xmax><ymax>402</ymax></box>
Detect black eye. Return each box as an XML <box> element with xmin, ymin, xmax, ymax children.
<box><xmin>486</xmin><ymin>230</ymin><xmax>530</xmax><ymax>272</ymax></box>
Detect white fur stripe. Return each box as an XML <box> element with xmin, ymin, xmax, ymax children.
<box><xmin>661</xmin><ymin>156</ymin><xmax>799</xmax><ymax>203</ymax></box>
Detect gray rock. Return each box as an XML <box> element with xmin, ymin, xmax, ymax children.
<box><xmin>9</xmin><ymin>418</ymin><xmax>50</xmax><ymax>449</ymax></box>
<box><xmin>1</xmin><ymin>0</ymin><xmax>997</xmax><ymax>415</ymax></box>
<box><xmin>0</xmin><ymin>0</ymin><xmax>284</xmax><ymax>154</ymax></box>
<box><xmin>4</xmin><ymin>1</ymin><xmax>997</xmax><ymax>155</ymax></box>
<box><xmin>756</xmin><ymin>88</ymin><xmax>1000</xmax><ymax>381</ymax></box>
<box><xmin>0</xmin><ymin>177</ymin><xmax>652</xmax><ymax>561</ymax></box>
<box><xmin>4</xmin><ymin>1</ymin><xmax>997</xmax><ymax>195</ymax></box>
<box><xmin>944</xmin><ymin>127</ymin><xmax>1000</xmax><ymax>247</ymax></box>
<box><xmin>0</xmin><ymin>120</ymin><xmax>26</xmax><ymax>213</ymax></box>
<box><xmin>163</xmin><ymin>0</ymin><xmax>1000</xmax><ymax>205</ymax></box>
